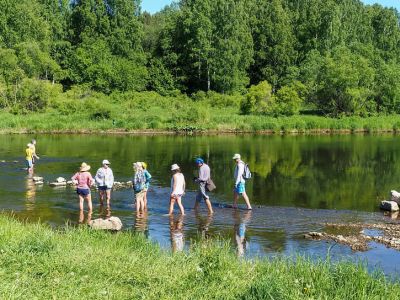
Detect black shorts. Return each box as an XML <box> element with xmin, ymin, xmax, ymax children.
<box><xmin>77</xmin><ymin>188</ymin><xmax>90</xmax><ymax>196</ymax></box>
<box><xmin>98</xmin><ymin>186</ymin><xmax>110</xmax><ymax>191</ymax></box>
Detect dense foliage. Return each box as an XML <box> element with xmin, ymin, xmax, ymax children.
<box><xmin>0</xmin><ymin>0</ymin><xmax>399</xmax><ymax>117</ymax></box>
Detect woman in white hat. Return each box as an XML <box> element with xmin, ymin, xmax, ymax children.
<box><xmin>169</xmin><ymin>164</ymin><xmax>185</xmax><ymax>215</ymax></box>
<box><xmin>72</xmin><ymin>162</ymin><xmax>94</xmax><ymax>212</ymax></box>
<box><xmin>95</xmin><ymin>159</ymin><xmax>114</xmax><ymax>207</ymax></box>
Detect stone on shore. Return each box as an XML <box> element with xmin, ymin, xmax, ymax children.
<box><xmin>380</xmin><ymin>200</ymin><xmax>399</xmax><ymax>212</ymax></box>
<box><xmin>89</xmin><ymin>217</ymin><xmax>122</xmax><ymax>231</ymax></box>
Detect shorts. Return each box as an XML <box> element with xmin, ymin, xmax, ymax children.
<box><xmin>77</xmin><ymin>188</ymin><xmax>90</xmax><ymax>196</ymax></box>
<box><xmin>135</xmin><ymin>190</ymin><xmax>146</xmax><ymax>202</ymax></box>
<box><xmin>98</xmin><ymin>186</ymin><xmax>110</xmax><ymax>191</ymax></box>
<box><xmin>235</xmin><ymin>182</ymin><xmax>245</xmax><ymax>195</ymax></box>
<box><xmin>26</xmin><ymin>159</ymin><xmax>33</xmax><ymax>168</ymax></box>
<box><xmin>196</xmin><ymin>182</ymin><xmax>209</xmax><ymax>202</ymax></box>
<box><xmin>171</xmin><ymin>193</ymin><xmax>183</xmax><ymax>199</ymax></box>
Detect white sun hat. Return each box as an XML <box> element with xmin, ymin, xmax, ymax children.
<box><xmin>102</xmin><ymin>159</ymin><xmax>110</xmax><ymax>165</ymax></box>
<box><xmin>232</xmin><ymin>153</ymin><xmax>241</xmax><ymax>160</ymax></box>
<box><xmin>171</xmin><ymin>164</ymin><xmax>180</xmax><ymax>171</ymax></box>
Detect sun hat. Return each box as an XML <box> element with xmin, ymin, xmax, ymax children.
<box><xmin>102</xmin><ymin>159</ymin><xmax>110</xmax><ymax>165</ymax></box>
<box><xmin>232</xmin><ymin>154</ymin><xmax>241</xmax><ymax>160</ymax></box>
<box><xmin>80</xmin><ymin>162</ymin><xmax>91</xmax><ymax>172</ymax></box>
<box><xmin>136</xmin><ymin>162</ymin><xmax>143</xmax><ymax>168</ymax></box>
<box><xmin>171</xmin><ymin>164</ymin><xmax>180</xmax><ymax>171</ymax></box>
<box><xmin>195</xmin><ymin>158</ymin><xmax>204</xmax><ymax>164</ymax></box>
<box><xmin>142</xmin><ymin>162</ymin><xmax>148</xmax><ymax>169</ymax></box>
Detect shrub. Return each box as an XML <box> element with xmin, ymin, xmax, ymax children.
<box><xmin>240</xmin><ymin>81</ymin><xmax>275</xmax><ymax>115</ymax></box>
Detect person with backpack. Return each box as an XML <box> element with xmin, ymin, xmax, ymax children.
<box><xmin>133</xmin><ymin>162</ymin><xmax>147</xmax><ymax>213</ymax></box>
<box><xmin>232</xmin><ymin>153</ymin><xmax>252</xmax><ymax>210</ymax></box>
<box><xmin>194</xmin><ymin>158</ymin><xmax>214</xmax><ymax>214</ymax></box>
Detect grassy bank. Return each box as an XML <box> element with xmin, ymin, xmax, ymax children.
<box><xmin>0</xmin><ymin>215</ymin><xmax>399</xmax><ymax>299</ymax></box>
<box><xmin>3</xmin><ymin>91</ymin><xmax>400</xmax><ymax>134</ymax></box>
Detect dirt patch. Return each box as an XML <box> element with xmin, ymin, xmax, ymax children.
<box><xmin>304</xmin><ymin>222</ymin><xmax>400</xmax><ymax>252</ymax></box>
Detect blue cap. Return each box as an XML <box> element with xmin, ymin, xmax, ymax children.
<box><xmin>195</xmin><ymin>158</ymin><xmax>204</xmax><ymax>164</ymax></box>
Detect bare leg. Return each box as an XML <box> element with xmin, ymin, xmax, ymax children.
<box><xmin>233</xmin><ymin>192</ymin><xmax>239</xmax><ymax>209</ymax></box>
<box><xmin>176</xmin><ymin>197</ymin><xmax>185</xmax><ymax>215</ymax></box>
<box><xmin>87</xmin><ymin>194</ymin><xmax>93</xmax><ymax>212</ymax></box>
<box><xmin>99</xmin><ymin>190</ymin><xmax>104</xmax><ymax>206</ymax></box>
<box><xmin>143</xmin><ymin>191</ymin><xmax>147</xmax><ymax>210</ymax></box>
<box><xmin>242</xmin><ymin>192</ymin><xmax>252</xmax><ymax>210</ymax></box>
<box><xmin>169</xmin><ymin>197</ymin><xmax>176</xmax><ymax>215</ymax></box>
<box><xmin>205</xmin><ymin>198</ymin><xmax>214</xmax><ymax>214</ymax></box>
<box><xmin>194</xmin><ymin>200</ymin><xmax>200</xmax><ymax>210</ymax></box>
<box><xmin>79</xmin><ymin>210</ymin><xmax>84</xmax><ymax>223</ymax></box>
<box><xmin>79</xmin><ymin>195</ymin><xmax>84</xmax><ymax>211</ymax></box>
<box><xmin>106</xmin><ymin>189</ymin><xmax>111</xmax><ymax>207</ymax></box>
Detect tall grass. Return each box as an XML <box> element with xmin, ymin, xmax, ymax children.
<box><xmin>0</xmin><ymin>215</ymin><xmax>399</xmax><ymax>299</ymax></box>
<box><xmin>2</xmin><ymin>91</ymin><xmax>400</xmax><ymax>133</ymax></box>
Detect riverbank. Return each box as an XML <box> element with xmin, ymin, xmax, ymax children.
<box><xmin>0</xmin><ymin>215</ymin><xmax>399</xmax><ymax>299</ymax></box>
<box><xmin>2</xmin><ymin>110</ymin><xmax>400</xmax><ymax>135</ymax></box>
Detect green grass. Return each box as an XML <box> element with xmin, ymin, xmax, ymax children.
<box><xmin>0</xmin><ymin>215</ymin><xmax>399</xmax><ymax>299</ymax></box>
<box><xmin>2</xmin><ymin>91</ymin><xmax>400</xmax><ymax>134</ymax></box>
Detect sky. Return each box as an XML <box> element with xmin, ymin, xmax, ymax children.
<box><xmin>141</xmin><ymin>0</ymin><xmax>400</xmax><ymax>14</ymax></box>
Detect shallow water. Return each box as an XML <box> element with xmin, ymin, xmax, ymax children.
<box><xmin>1</xmin><ymin>134</ymin><xmax>400</xmax><ymax>276</ymax></box>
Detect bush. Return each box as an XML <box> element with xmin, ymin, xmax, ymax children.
<box><xmin>13</xmin><ymin>79</ymin><xmax>61</xmax><ymax>113</ymax></box>
<box><xmin>274</xmin><ymin>84</ymin><xmax>304</xmax><ymax>116</ymax></box>
<box><xmin>240</xmin><ymin>81</ymin><xmax>275</xmax><ymax>115</ymax></box>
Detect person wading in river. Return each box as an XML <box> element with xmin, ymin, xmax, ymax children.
<box><xmin>169</xmin><ymin>164</ymin><xmax>185</xmax><ymax>215</ymax></box>
<box><xmin>233</xmin><ymin>154</ymin><xmax>252</xmax><ymax>210</ymax></box>
<box><xmin>72</xmin><ymin>162</ymin><xmax>94</xmax><ymax>213</ymax></box>
<box><xmin>95</xmin><ymin>159</ymin><xmax>114</xmax><ymax>207</ymax></box>
<box><xmin>194</xmin><ymin>158</ymin><xmax>214</xmax><ymax>214</ymax></box>
<box><xmin>133</xmin><ymin>162</ymin><xmax>147</xmax><ymax>213</ymax></box>
<box><xmin>30</xmin><ymin>139</ymin><xmax>40</xmax><ymax>165</ymax></box>
<box><xmin>25</xmin><ymin>143</ymin><xmax>34</xmax><ymax>173</ymax></box>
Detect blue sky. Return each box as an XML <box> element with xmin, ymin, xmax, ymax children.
<box><xmin>141</xmin><ymin>0</ymin><xmax>400</xmax><ymax>14</ymax></box>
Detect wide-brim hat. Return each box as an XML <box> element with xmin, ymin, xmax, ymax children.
<box><xmin>171</xmin><ymin>164</ymin><xmax>180</xmax><ymax>171</ymax></box>
<box><xmin>80</xmin><ymin>162</ymin><xmax>91</xmax><ymax>172</ymax></box>
<box><xmin>232</xmin><ymin>153</ymin><xmax>241</xmax><ymax>160</ymax></box>
<box><xmin>102</xmin><ymin>159</ymin><xmax>110</xmax><ymax>165</ymax></box>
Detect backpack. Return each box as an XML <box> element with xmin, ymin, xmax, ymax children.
<box><xmin>242</xmin><ymin>163</ymin><xmax>252</xmax><ymax>180</ymax></box>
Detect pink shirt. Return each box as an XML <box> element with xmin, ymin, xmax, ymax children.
<box><xmin>72</xmin><ymin>172</ymin><xmax>93</xmax><ymax>189</ymax></box>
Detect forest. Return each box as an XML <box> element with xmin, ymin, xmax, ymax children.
<box><xmin>0</xmin><ymin>0</ymin><xmax>399</xmax><ymax>126</ymax></box>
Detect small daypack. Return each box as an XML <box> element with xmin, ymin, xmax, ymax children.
<box><xmin>242</xmin><ymin>163</ymin><xmax>252</xmax><ymax>180</ymax></box>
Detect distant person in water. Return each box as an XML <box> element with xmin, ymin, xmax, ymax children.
<box><xmin>30</xmin><ymin>139</ymin><xmax>40</xmax><ymax>164</ymax></box>
<box><xmin>170</xmin><ymin>164</ymin><xmax>185</xmax><ymax>215</ymax></box>
<box><xmin>72</xmin><ymin>162</ymin><xmax>94</xmax><ymax>212</ymax></box>
<box><xmin>133</xmin><ymin>162</ymin><xmax>147</xmax><ymax>212</ymax></box>
<box><xmin>95</xmin><ymin>159</ymin><xmax>114</xmax><ymax>207</ymax></box>
<box><xmin>25</xmin><ymin>143</ymin><xmax>34</xmax><ymax>173</ymax></box>
<box><xmin>141</xmin><ymin>162</ymin><xmax>152</xmax><ymax>209</ymax></box>
<box><xmin>233</xmin><ymin>154</ymin><xmax>252</xmax><ymax>210</ymax></box>
<box><xmin>194</xmin><ymin>158</ymin><xmax>214</xmax><ymax>214</ymax></box>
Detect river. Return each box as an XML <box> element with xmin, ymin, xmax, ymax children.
<box><xmin>1</xmin><ymin>134</ymin><xmax>400</xmax><ymax>276</ymax></box>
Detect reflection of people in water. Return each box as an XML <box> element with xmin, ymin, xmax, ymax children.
<box><xmin>233</xmin><ymin>210</ymin><xmax>252</xmax><ymax>257</ymax></box>
<box><xmin>25</xmin><ymin>174</ymin><xmax>36</xmax><ymax>211</ymax></box>
<box><xmin>169</xmin><ymin>215</ymin><xmax>184</xmax><ymax>252</ymax></box>
<box><xmin>99</xmin><ymin>204</ymin><xmax>112</xmax><ymax>219</ymax></box>
<box><xmin>134</xmin><ymin>211</ymin><xmax>149</xmax><ymax>237</ymax></box>
<box><xmin>195</xmin><ymin>209</ymin><xmax>213</xmax><ymax>239</ymax></box>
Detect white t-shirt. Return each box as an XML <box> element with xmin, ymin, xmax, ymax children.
<box><xmin>171</xmin><ymin>173</ymin><xmax>185</xmax><ymax>195</ymax></box>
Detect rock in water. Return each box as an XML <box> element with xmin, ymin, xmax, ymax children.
<box><xmin>89</xmin><ymin>217</ymin><xmax>123</xmax><ymax>231</ymax></box>
<box><xmin>56</xmin><ymin>177</ymin><xmax>66</xmax><ymax>183</ymax></box>
<box><xmin>380</xmin><ymin>200</ymin><xmax>399</xmax><ymax>212</ymax></box>
<box><xmin>390</xmin><ymin>190</ymin><xmax>400</xmax><ymax>202</ymax></box>
<box><xmin>49</xmin><ymin>182</ymin><xmax>67</xmax><ymax>187</ymax></box>
<box><xmin>32</xmin><ymin>176</ymin><xmax>44</xmax><ymax>182</ymax></box>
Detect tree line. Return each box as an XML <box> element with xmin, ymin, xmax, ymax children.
<box><xmin>0</xmin><ymin>0</ymin><xmax>399</xmax><ymax>117</ymax></box>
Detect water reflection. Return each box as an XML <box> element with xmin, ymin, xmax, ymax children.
<box><xmin>99</xmin><ymin>204</ymin><xmax>112</xmax><ymax>219</ymax></box>
<box><xmin>170</xmin><ymin>215</ymin><xmax>184</xmax><ymax>252</ymax></box>
<box><xmin>134</xmin><ymin>211</ymin><xmax>149</xmax><ymax>236</ymax></box>
<box><xmin>233</xmin><ymin>210</ymin><xmax>252</xmax><ymax>257</ymax></box>
<box><xmin>25</xmin><ymin>174</ymin><xmax>36</xmax><ymax>211</ymax></box>
<box><xmin>195</xmin><ymin>209</ymin><xmax>213</xmax><ymax>239</ymax></box>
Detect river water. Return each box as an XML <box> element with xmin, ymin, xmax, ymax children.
<box><xmin>1</xmin><ymin>134</ymin><xmax>400</xmax><ymax>276</ymax></box>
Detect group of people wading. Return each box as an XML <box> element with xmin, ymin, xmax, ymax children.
<box><xmin>25</xmin><ymin>139</ymin><xmax>252</xmax><ymax>216</ymax></box>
